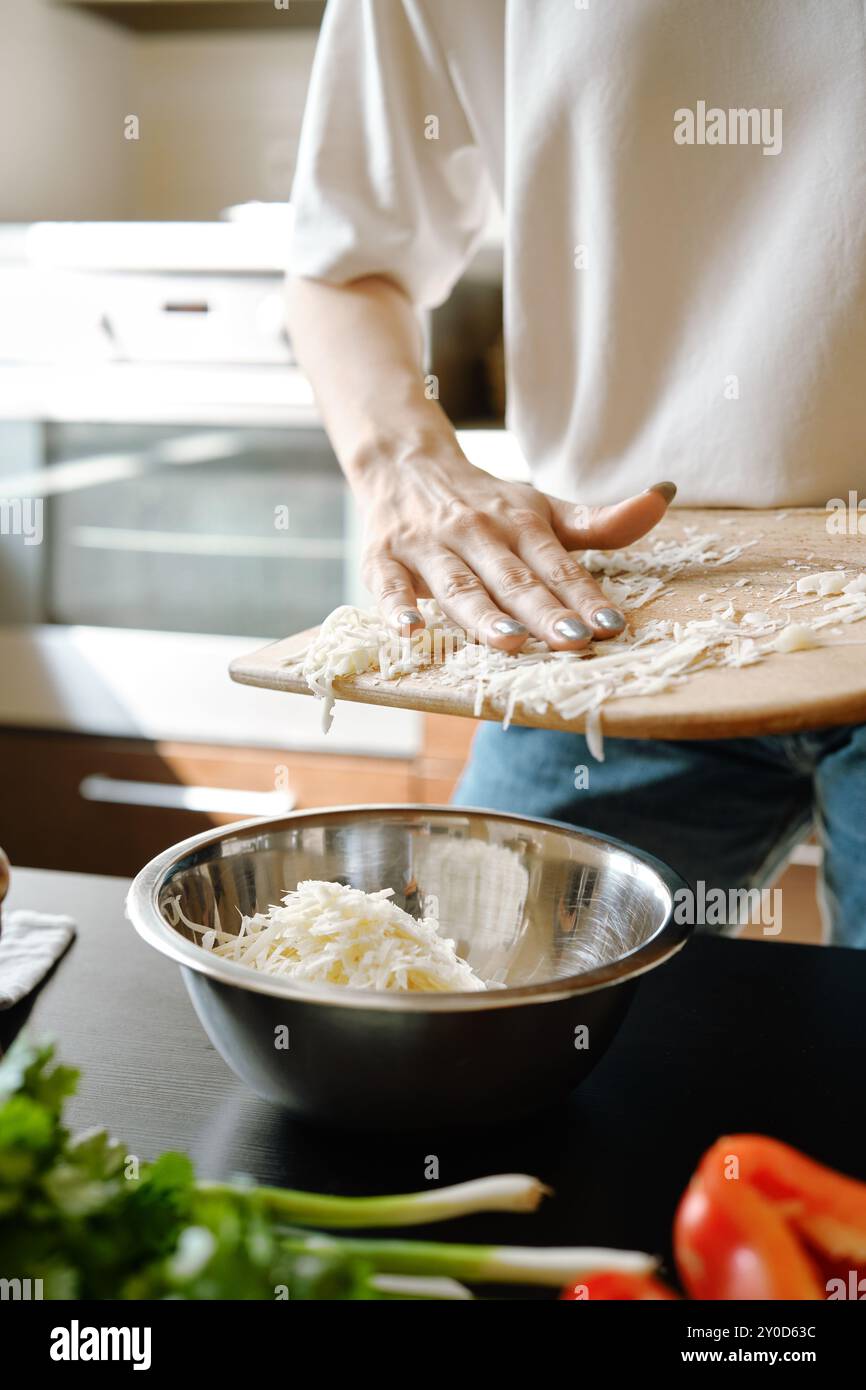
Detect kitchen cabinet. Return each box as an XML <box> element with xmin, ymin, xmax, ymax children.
<box><xmin>55</xmin><ymin>0</ymin><xmax>325</xmax><ymax>31</ymax></box>
<box><xmin>0</xmin><ymin>717</ymin><xmax>475</xmax><ymax>877</ymax></box>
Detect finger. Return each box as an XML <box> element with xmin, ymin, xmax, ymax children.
<box><xmin>454</xmin><ymin>529</ymin><xmax>595</xmax><ymax>649</ymax></box>
<box><xmin>515</xmin><ymin>529</ymin><xmax>627</xmax><ymax>640</ymax></box>
<box><xmin>362</xmin><ymin>552</ymin><xmax>425</xmax><ymax>632</ymax></box>
<box><xmin>548</xmin><ymin>481</ymin><xmax>677</xmax><ymax>550</ymax></box>
<box><xmin>416</xmin><ymin>547</ymin><xmax>529</xmax><ymax>652</ymax></box>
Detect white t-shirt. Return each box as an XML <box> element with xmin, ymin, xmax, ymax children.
<box><xmin>289</xmin><ymin>0</ymin><xmax>866</xmax><ymax>508</ymax></box>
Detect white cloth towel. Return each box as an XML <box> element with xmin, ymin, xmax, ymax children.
<box><xmin>0</xmin><ymin>910</ymin><xmax>77</xmax><ymax>1008</ymax></box>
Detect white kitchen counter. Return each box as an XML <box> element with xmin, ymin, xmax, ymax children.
<box><xmin>0</xmin><ymin>624</ymin><xmax>421</xmax><ymax>756</ymax></box>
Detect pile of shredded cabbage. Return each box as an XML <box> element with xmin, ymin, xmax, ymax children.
<box><xmin>294</xmin><ymin>529</ymin><xmax>866</xmax><ymax>760</ymax></box>
<box><xmin>195</xmin><ymin>880</ymin><xmax>487</xmax><ymax>993</ymax></box>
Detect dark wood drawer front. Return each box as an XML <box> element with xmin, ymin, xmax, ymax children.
<box><xmin>0</xmin><ymin>730</ymin><xmax>412</xmax><ymax>877</ymax></box>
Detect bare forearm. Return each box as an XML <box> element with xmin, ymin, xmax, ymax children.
<box><xmin>285</xmin><ymin>274</ymin><xmax>461</xmax><ymax>483</ymax></box>
<box><xmin>285</xmin><ymin>272</ymin><xmax>672</xmax><ymax>650</ymax></box>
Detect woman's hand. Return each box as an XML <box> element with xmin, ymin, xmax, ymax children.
<box><xmin>355</xmin><ymin>439</ymin><xmax>676</xmax><ymax>651</ymax></box>
<box><xmin>286</xmin><ymin>271</ymin><xmax>675</xmax><ymax>650</ymax></box>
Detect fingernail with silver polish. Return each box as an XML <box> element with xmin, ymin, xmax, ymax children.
<box><xmin>593</xmin><ymin>608</ymin><xmax>626</xmax><ymax>632</ymax></box>
<box><xmin>395</xmin><ymin>608</ymin><xmax>424</xmax><ymax>627</ymax></box>
<box><xmin>554</xmin><ymin>617</ymin><xmax>592</xmax><ymax>642</ymax></box>
<box><xmin>646</xmin><ymin>480</ymin><xmax>677</xmax><ymax>503</ymax></box>
<box><xmin>492</xmin><ymin>618</ymin><xmax>528</xmax><ymax>636</ymax></box>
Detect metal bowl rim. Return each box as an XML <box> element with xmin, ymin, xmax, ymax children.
<box><xmin>125</xmin><ymin>804</ymin><xmax>692</xmax><ymax>1013</ymax></box>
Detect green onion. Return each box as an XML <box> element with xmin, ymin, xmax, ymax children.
<box><xmin>202</xmin><ymin>1173</ymin><xmax>551</xmax><ymax>1228</ymax></box>
<box><xmin>370</xmin><ymin>1275</ymin><xmax>474</xmax><ymax>1300</ymax></box>
<box><xmin>280</xmin><ymin>1231</ymin><xmax>656</xmax><ymax>1287</ymax></box>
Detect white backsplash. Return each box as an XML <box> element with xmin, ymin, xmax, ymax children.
<box><xmin>0</xmin><ymin>1</ymin><xmax>318</xmax><ymax>222</ymax></box>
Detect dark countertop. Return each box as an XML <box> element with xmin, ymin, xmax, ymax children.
<box><xmin>3</xmin><ymin>866</ymin><xmax>864</xmax><ymax>1283</ymax></box>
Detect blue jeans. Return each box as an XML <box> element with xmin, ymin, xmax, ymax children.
<box><xmin>453</xmin><ymin>723</ymin><xmax>866</xmax><ymax>948</ymax></box>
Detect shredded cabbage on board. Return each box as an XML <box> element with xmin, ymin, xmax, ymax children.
<box><xmin>192</xmin><ymin>880</ymin><xmax>487</xmax><ymax>993</ymax></box>
<box><xmin>293</xmin><ymin>531</ymin><xmax>866</xmax><ymax>760</ymax></box>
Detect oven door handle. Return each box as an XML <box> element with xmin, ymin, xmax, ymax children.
<box><xmin>79</xmin><ymin>774</ymin><xmax>295</xmax><ymax>817</ymax></box>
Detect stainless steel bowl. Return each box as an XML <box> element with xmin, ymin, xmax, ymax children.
<box><xmin>127</xmin><ymin>806</ymin><xmax>690</xmax><ymax>1129</ymax></box>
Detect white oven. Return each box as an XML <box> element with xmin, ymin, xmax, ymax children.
<box><xmin>0</xmin><ymin>219</ymin><xmax>519</xmax><ymax>760</ymax></box>
<box><xmin>0</xmin><ymin>219</ymin><xmax>420</xmax><ymax>756</ymax></box>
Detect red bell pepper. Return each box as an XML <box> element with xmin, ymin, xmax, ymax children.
<box><xmin>674</xmin><ymin>1135</ymin><xmax>866</xmax><ymax>1300</ymax></box>
<box><xmin>561</xmin><ymin>1271</ymin><xmax>678</xmax><ymax>1300</ymax></box>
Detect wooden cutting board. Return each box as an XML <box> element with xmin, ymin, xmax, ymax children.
<box><xmin>229</xmin><ymin>509</ymin><xmax>866</xmax><ymax>740</ymax></box>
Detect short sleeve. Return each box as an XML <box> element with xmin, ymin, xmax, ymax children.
<box><xmin>288</xmin><ymin>0</ymin><xmax>492</xmax><ymax>309</ymax></box>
